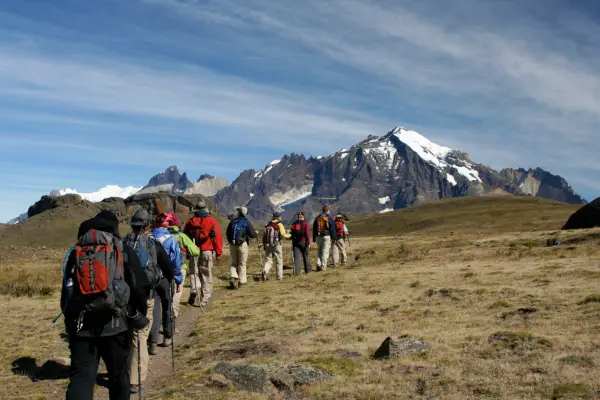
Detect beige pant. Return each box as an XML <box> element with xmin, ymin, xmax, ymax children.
<box><xmin>263</xmin><ymin>243</ymin><xmax>283</xmax><ymax>279</ymax></box>
<box><xmin>230</xmin><ymin>242</ymin><xmax>249</xmax><ymax>284</ymax></box>
<box><xmin>129</xmin><ymin>298</ymin><xmax>154</xmax><ymax>385</ymax></box>
<box><xmin>332</xmin><ymin>238</ymin><xmax>347</xmax><ymax>266</ymax></box>
<box><xmin>189</xmin><ymin>252</ymin><xmax>214</xmax><ymax>306</ymax></box>
<box><xmin>316</xmin><ymin>236</ymin><xmax>331</xmax><ymax>270</ymax></box>
<box><xmin>172</xmin><ymin>268</ymin><xmax>187</xmax><ymax>318</ymax></box>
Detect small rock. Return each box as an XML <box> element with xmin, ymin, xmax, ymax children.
<box><xmin>213</xmin><ymin>363</ymin><xmax>274</xmax><ymax>394</ymax></box>
<box><xmin>546</xmin><ymin>238</ymin><xmax>561</xmax><ymax>247</ymax></box>
<box><xmin>373</xmin><ymin>336</ymin><xmax>432</xmax><ymax>359</ymax></box>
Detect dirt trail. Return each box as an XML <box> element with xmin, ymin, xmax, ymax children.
<box><xmin>42</xmin><ymin>287</ymin><xmax>229</xmax><ymax>400</ymax></box>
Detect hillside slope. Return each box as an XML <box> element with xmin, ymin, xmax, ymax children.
<box><xmin>349</xmin><ymin>196</ymin><xmax>579</xmax><ymax>237</ymax></box>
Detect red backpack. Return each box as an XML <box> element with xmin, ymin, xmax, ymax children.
<box><xmin>73</xmin><ymin>229</ymin><xmax>130</xmax><ymax>314</ymax></box>
<box><xmin>335</xmin><ymin>218</ymin><xmax>345</xmax><ymax>238</ymax></box>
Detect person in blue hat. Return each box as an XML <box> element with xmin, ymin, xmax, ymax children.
<box><xmin>261</xmin><ymin>212</ymin><xmax>291</xmax><ymax>281</ymax></box>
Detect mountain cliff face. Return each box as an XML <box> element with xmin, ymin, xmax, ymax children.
<box><xmin>212</xmin><ymin>126</ymin><xmax>585</xmax><ymax>223</ymax></box>
<box><xmin>138</xmin><ymin>166</ymin><xmax>192</xmax><ymax>195</ymax></box>
<box><xmin>184</xmin><ymin>174</ymin><xmax>229</xmax><ymax>197</ymax></box>
<box><xmin>500</xmin><ymin>168</ymin><xmax>585</xmax><ymax>204</ymax></box>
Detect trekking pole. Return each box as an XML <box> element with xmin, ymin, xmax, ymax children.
<box><xmin>190</xmin><ymin>239</ymin><xmax>198</xmax><ymax>306</ymax></box>
<box><xmin>137</xmin><ymin>330</ymin><xmax>142</xmax><ymax>400</ymax></box>
<box><xmin>257</xmin><ymin>238</ymin><xmax>264</xmax><ymax>266</ymax></box>
<box><xmin>170</xmin><ymin>281</ymin><xmax>175</xmax><ymax>373</ymax></box>
<box><xmin>347</xmin><ymin>236</ymin><xmax>355</xmax><ymax>265</ymax></box>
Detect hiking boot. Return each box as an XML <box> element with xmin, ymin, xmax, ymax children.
<box><xmin>261</xmin><ymin>271</ymin><xmax>268</xmax><ymax>281</ymax></box>
<box><xmin>148</xmin><ymin>342</ymin><xmax>158</xmax><ymax>355</ymax></box>
<box><xmin>229</xmin><ymin>279</ymin><xmax>237</xmax><ymax>290</ymax></box>
<box><xmin>131</xmin><ymin>384</ymin><xmax>140</xmax><ymax>394</ymax></box>
<box><xmin>187</xmin><ymin>293</ymin><xmax>197</xmax><ymax>306</ymax></box>
<box><xmin>159</xmin><ymin>337</ymin><xmax>172</xmax><ymax>347</ymax></box>
<box><xmin>199</xmin><ymin>301</ymin><xmax>208</xmax><ymax>309</ymax></box>
<box><xmin>237</xmin><ymin>282</ymin><xmax>244</xmax><ymax>289</ymax></box>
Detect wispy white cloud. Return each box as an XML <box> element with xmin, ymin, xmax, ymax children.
<box><xmin>0</xmin><ymin>0</ymin><xmax>599</xmax><ymax>221</ymax></box>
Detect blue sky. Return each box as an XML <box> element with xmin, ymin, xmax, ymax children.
<box><xmin>1</xmin><ymin>0</ymin><xmax>599</xmax><ymax>222</ymax></box>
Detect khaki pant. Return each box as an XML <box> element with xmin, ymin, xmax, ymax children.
<box><xmin>332</xmin><ymin>238</ymin><xmax>347</xmax><ymax>266</ymax></box>
<box><xmin>316</xmin><ymin>236</ymin><xmax>331</xmax><ymax>270</ymax></box>
<box><xmin>172</xmin><ymin>268</ymin><xmax>186</xmax><ymax>318</ymax></box>
<box><xmin>263</xmin><ymin>243</ymin><xmax>283</xmax><ymax>279</ymax></box>
<box><xmin>129</xmin><ymin>298</ymin><xmax>154</xmax><ymax>385</ymax></box>
<box><xmin>189</xmin><ymin>252</ymin><xmax>214</xmax><ymax>306</ymax></box>
<box><xmin>230</xmin><ymin>242</ymin><xmax>249</xmax><ymax>284</ymax></box>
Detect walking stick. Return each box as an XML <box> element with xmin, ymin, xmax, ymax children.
<box><xmin>137</xmin><ymin>330</ymin><xmax>142</xmax><ymax>400</ymax></box>
<box><xmin>347</xmin><ymin>236</ymin><xmax>356</xmax><ymax>265</ymax></box>
<box><xmin>170</xmin><ymin>281</ymin><xmax>175</xmax><ymax>373</ymax></box>
<box><xmin>190</xmin><ymin>239</ymin><xmax>198</xmax><ymax>305</ymax></box>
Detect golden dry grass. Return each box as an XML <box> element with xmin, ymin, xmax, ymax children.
<box><xmin>1</xmin><ymin>196</ymin><xmax>598</xmax><ymax>399</ymax></box>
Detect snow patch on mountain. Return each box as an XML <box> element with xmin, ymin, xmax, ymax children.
<box><xmin>392</xmin><ymin>126</ymin><xmax>481</xmax><ymax>183</ymax></box>
<box><xmin>50</xmin><ymin>185</ymin><xmax>141</xmax><ymax>202</ymax></box>
<box><xmin>447</xmin><ymin>174</ymin><xmax>457</xmax><ymax>186</ymax></box>
<box><xmin>269</xmin><ymin>184</ymin><xmax>313</xmax><ymax>210</ymax></box>
<box><xmin>136</xmin><ymin>184</ymin><xmax>174</xmax><ymax>195</ymax></box>
<box><xmin>379</xmin><ymin>208</ymin><xmax>394</xmax><ymax>213</ymax></box>
<box><xmin>264</xmin><ymin>159</ymin><xmax>281</xmax><ymax>175</ymax></box>
<box><xmin>378</xmin><ymin>196</ymin><xmax>390</xmax><ymax>204</ymax></box>
<box><xmin>7</xmin><ymin>212</ymin><xmax>28</xmax><ymax>224</ymax></box>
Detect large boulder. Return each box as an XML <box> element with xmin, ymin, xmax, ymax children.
<box><xmin>563</xmin><ymin>197</ymin><xmax>600</xmax><ymax>230</ymax></box>
<box><xmin>124</xmin><ymin>192</ymin><xmax>219</xmax><ymax>217</ymax></box>
<box><xmin>28</xmin><ymin>194</ymin><xmax>84</xmax><ymax>219</ymax></box>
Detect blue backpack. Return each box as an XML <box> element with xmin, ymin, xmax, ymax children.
<box><xmin>227</xmin><ymin>217</ymin><xmax>248</xmax><ymax>245</ymax></box>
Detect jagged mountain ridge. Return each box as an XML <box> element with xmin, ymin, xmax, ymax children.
<box><xmin>212</xmin><ymin>126</ymin><xmax>585</xmax><ymax>222</ymax></box>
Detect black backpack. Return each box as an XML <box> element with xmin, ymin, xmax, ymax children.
<box><xmin>124</xmin><ymin>232</ymin><xmax>162</xmax><ymax>289</ymax></box>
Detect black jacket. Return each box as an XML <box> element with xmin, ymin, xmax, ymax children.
<box><xmin>155</xmin><ymin>241</ymin><xmax>175</xmax><ymax>282</ymax></box>
<box><xmin>62</xmin><ymin>211</ymin><xmax>150</xmax><ymax>338</ymax></box>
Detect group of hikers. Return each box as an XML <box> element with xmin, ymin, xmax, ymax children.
<box><xmin>59</xmin><ymin>201</ymin><xmax>350</xmax><ymax>399</ymax></box>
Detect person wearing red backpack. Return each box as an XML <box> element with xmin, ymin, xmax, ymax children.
<box><xmin>332</xmin><ymin>213</ymin><xmax>350</xmax><ymax>267</ymax></box>
<box><xmin>183</xmin><ymin>201</ymin><xmax>223</xmax><ymax>308</ymax></box>
<box><xmin>290</xmin><ymin>211</ymin><xmax>312</xmax><ymax>275</ymax></box>
<box><xmin>61</xmin><ymin>211</ymin><xmax>150</xmax><ymax>400</ymax></box>
<box><xmin>312</xmin><ymin>205</ymin><xmax>337</xmax><ymax>271</ymax></box>
<box><xmin>261</xmin><ymin>212</ymin><xmax>291</xmax><ymax>281</ymax></box>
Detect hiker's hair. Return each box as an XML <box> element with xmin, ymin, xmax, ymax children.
<box><xmin>322</xmin><ymin>205</ymin><xmax>330</xmax><ymax>213</ymax></box>
<box><xmin>155</xmin><ymin>213</ymin><xmax>168</xmax><ymax>227</ymax></box>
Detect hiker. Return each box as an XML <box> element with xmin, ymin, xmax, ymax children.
<box><xmin>312</xmin><ymin>205</ymin><xmax>337</xmax><ymax>271</ymax></box>
<box><xmin>165</xmin><ymin>213</ymin><xmax>200</xmax><ymax>318</ymax></box>
<box><xmin>61</xmin><ymin>211</ymin><xmax>150</xmax><ymax>400</ymax></box>
<box><xmin>147</xmin><ymin>213</ymin><xmax>183</xmax><ymax>354</ymax></box>
<box><xmin>290</xmin><ymin>211</ymin><xmax>312</xmax><ymax>275</ymax></box>
<box><xmin>183</xmin><ymin>200</ymin><xmax>224</xmax><ymax>308</ymax></box>
<box><xmin>262</xmin><ymin>212</ymin><xmax>291</xmax><ymax>281</ymax></box>
<box><xmin>123</xmin><ymin>210</ymin><xmax>175</xmax><ymax>392</ymax></box>
<box><xmin>332</xmin><ymin>213</ymin><xmax>350</xmax><ymax>267</ymax></box>
<box><xmin>226</xmin><ymin>206</ymin><xmax>258</xmax><ymax>289</ymax></box>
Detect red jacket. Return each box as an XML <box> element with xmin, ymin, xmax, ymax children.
<box><xmin>183</xmin><ymin>215</ymin><xmax>223</xmax><ymax>257</ymax></box>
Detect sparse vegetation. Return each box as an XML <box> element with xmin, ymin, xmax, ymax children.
<box><xmin>3</xmin><ymin>197</ymin><xmax>600</xmax><ymax>399</ymax></box>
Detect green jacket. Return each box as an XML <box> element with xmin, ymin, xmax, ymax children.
<box><xmin>168</xmin><ymin>226</ymin><xmax>200</xmax><ymax>271</ymax></box>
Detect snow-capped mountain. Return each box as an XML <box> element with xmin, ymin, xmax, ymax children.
<box><xmin>49</xmin><ymin>185</ymin><xmax>142</xmax><ymax>202</ymax></box>
<box><xmin>7</xmin><ymin>212</ymin><xmax>28</xmax><ymax>225</ymax></box>
<box><xmin>212</xmin><ymin>125</ymin><xmax>585</xmax><ymax>222</ymax></box>
<box><xmin>137</xmin><ymin>166</ymin><xmax>192</xmax><ymax>195</ymax></box>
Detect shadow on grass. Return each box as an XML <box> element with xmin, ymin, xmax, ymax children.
<box><xmin>11</xmin><ymin>356</ymin><xmax>69</xmax><ymax>381</ymax></box>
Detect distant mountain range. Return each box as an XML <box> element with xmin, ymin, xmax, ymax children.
<box><xmin>8</xmin><ymin>125</ymin><xmax>586</xmax><ymax>224</ymax></box>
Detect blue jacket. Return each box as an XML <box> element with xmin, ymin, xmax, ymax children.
<box><xmin>153</xmin><ymin>227</ymin><xmax>183</xmax><ymax>285</ymax></box>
